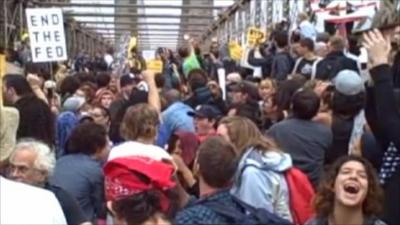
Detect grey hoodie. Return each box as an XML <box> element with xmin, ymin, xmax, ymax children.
<box><xmin>231</xmin><ymin>148</ymin><xmax>293</xmax><ymax>222</ymax></box>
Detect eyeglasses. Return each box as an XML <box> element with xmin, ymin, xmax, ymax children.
<box><xmin>8</xmin><ymin>163</ymin><xmax>42</xmax><ymax>175</ymax></box>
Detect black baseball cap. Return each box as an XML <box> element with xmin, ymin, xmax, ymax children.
<box><xmin>187</xmin><ymin>105</ymin><xmax>222</xmax><ymax>119</ymax></box>
<box><xmin>120</xmin><ymin>73</ymin><xmax>137</xmax><ymax>88</ymax></box>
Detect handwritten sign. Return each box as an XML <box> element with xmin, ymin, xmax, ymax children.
<box><xmin>26</xmin><ymin>8</ymin><xmax>67</xmax><ymax>62</ymax></box>
<box><xmin>246</xmin><ymin>27</ymin><xmax>266</xmax><ymax>46</ymax></box>
<box><xmin>146</xmin><ymin>59</ymin><xmax>163</xmax><ymax>74</ymax></box>
<box><xmin>229</xmin><ymin>41</ymin><xmax>243</xmax><ymax>61</ymax></box>
<box><xmin>127</xmin><ymin>36</ymin><xmax>137</xmax><ymax>59</ymax></box>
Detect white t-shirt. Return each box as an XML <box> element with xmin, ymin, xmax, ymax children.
<box><xmin>108</xmin><ymin>141</ymin><xmax>172</xmax><ymax>162</ymax></box>
<box><xmin>0</xmin><ymin>177</ymin><xmax>67</xmax><ymax>225</ymax></box>
<box><xmin>299</xmin><ymin>21</ymin><xmax>317</xmax><ymax>41</ymax></box>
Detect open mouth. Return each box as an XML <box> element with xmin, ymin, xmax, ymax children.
<box><xmin>343</xmin><ymin>183</ymin><xmax>360</xmax><ymax>194</ymax></box>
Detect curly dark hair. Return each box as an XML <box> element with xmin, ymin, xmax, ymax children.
<box><xmin>332</xmin><ymin>91</ymin><xmax>366</xmax><ymax>117</ymax></box>
<box><xmin>15</xmin><ymin>95</ymin><xmax>55</xmax><ymax>147</ymax></box>
<box><xmin>112</xmin><ymin>187</ymin><xmax>179</xmax><ymax>225</ymax></box>
<box><xmin>313</xmin><ymin>155</ymin><xmax>384</xmax><ymax>219</ymax></box>
<box><xmin>65</xmin><ymin>122</ymin><xmax>108</xmax><ymax>155</ymax></box>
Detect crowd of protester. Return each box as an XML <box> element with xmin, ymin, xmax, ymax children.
<box><xmin>0</xmin><ymin>11</ymin><xmax>400</xmax><ymax>225</ymax></box>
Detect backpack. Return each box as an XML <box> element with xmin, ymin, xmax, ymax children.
<box><xmin>284</xmin><ymin>168</ymin><xmax>315</xmax><ymax>225</ymax></box>
<box><xmin>205</xmin><ymin>195</ymin><xmax>293</xmax><ymax>225</ymax></box>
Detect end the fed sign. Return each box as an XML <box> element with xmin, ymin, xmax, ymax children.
<box><xmin>26</xmin><ymin>8</ymin><xmax>67</xmax><ymax>63</ymax></box>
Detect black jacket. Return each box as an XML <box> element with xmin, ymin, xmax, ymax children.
<box><xmin>365</xmin><ymin>65</ymin><xmax>400</xmax><ymax>225</ymax></box>
<box><xmin>184</xmin><ymin>86</ymin><xmax>227</xmax><ymax>114</ymax></box>
<box><xmin>316</xmin><ymin>51</ymin><xmax>359</xmax><ymax>80</ymax></box>
<box><xmin>248</xmin><ymin>49</ymin><xmax>273</xmax><ymax>77</ymax></box>
<box><xmin>271</xmin><ymin>51</ymin><xmax>294</xmax><ymax>81</ymax></box>
<box><xmin>392</xmin><ymin>51</ymin><xmax>400</xmax><ymax>89</ymax></box>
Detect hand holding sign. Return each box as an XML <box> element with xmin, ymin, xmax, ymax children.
<box><xmin>146</xmin><ymin>59</ymin><xmax>163</xmax><ymax>74</ymax></box>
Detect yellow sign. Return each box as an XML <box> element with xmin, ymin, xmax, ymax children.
<box><xmin>0</xmin><ymin>54</ymin><xmax>5</xmax><ymax>106</ymax></box>
<box><xmin>127</xmin><ymin>36</ymin><xmax>137</xmax><ymax>58</ymax></box>
<box><xmin>247</xmin><ymin>27</ymin><xmax>266</xmax><ymax>46</ymax></box>
<box><xmin>229</xmin><ymin>41</ymin><xmax>243</xmax><ymax>61</ymax></box>
<box><xmin>146</xmin><ymin>59</ymin><xmax>163</xmax><ymax>74</ymax></box>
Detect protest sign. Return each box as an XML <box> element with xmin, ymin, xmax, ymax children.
<box><xmin>229</xmin><ymin>41</ymin><xmax>243</xmax><ymax>61</ymax></box>
<box><xmin>142</xmin><ymin>50</ymin><xmax>155</xmax><ymax>62</ymax></box>
<box><xmin>247</xmin><ymin>27</ymin><xmax>266</xmax><ymax>46</ymax></box>
<box><xmin>127</xmin><ymin>36</ymin><xmax>137</xmax><ymax>59</ymax></box>
<box><xmin>217</xmin><ymin>68</ymin><xmax>226</xmax><ymax>101</ymax></box>
<box><xmin>26</xmin><ymin>8</ymin><xmax>67</xmax><ymax>62</ymax></box>
<box><xmin>146</xmin><ymin>59</ymin><xmax>163</xmax><ymax>74</ymax></box>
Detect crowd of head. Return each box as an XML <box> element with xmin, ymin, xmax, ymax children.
<box><xmin>1</xmin><ymin>12</ymin><xmax>400</xmax><ymax>225</ymax></box>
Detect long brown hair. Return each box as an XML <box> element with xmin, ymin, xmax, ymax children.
<box><xmin>313</xmin><ymin>155</ymin><xmax>384</xmax><ymax>219</ymax></box>
<box><xmin>218</xmin><ymin>116</ymin><xmax>277</xmax><ymax>155</ymax></box>
<box><xmin>120</xmin><ymin>103</ymin><xmax>160</xmax><ymax>141</ymax></box>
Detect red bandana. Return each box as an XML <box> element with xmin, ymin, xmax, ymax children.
<box><xmin>103</xmin><ymin>156</ymin><xmax>176</xmax><ymax>212</ymax></box>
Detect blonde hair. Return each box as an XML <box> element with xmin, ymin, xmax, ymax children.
<box><xmin>218</xmin><ymin>116</ymin><xmax>277</xmax><ymax>155</ymax></box>
<box><xmin>298</xmin><ymin>13</ymin><xmax>309</xmax><ymax>22</ymax></box>
<box><xmin>120</xmin><ymin>104</ymin><xmax>160</xmax><ymax>141</ymax></box>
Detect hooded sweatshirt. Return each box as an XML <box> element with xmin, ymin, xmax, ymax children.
<box><xmin>231</xmin><ymin>148</ymin><xmax>293</xmax><ymax>222</ymax></box>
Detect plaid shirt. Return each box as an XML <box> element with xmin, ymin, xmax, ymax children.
<box><xmin>175</xmin><ymin>190</ymin><xmax>240</xmax><ymax>225</ymax></box>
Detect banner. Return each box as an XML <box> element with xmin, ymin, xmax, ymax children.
<box><xmin>146</xmin><ymin>59</ymin><xmax>163</xmax><ymax>74</ymax></box>
<box><xmin>26</xmin><ymin>8</ymin><xmax>67</xmax><ymax>62</ymax></box>
<box><xmin>113</xmin><ymin>32</ymin><xmax>131</xmax><ymax>76</ymax></box>
<box><xmin>246</xmin><ymin>27</ymin><xmax>266</xmax><ymax>46</ymax></box>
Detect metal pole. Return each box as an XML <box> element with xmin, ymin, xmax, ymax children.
<box><xmin>80</xmin><ymin>21</ymin><xmax>210</xmax><ymax>26</ymax></box>
<box><xmin>33</xmin><ymin>1</ymin><xmax>226</xmax><ymax>10</ymax></box>
<box><xmin>20</xmin><ymin>1</ymin><xmax>24</xmax><ymax>36</ymax></box>
<box><xmin>88</xmin><ymin>29</ymin><xmax>205</xmax><ymax>33</ymax></box>
<box><xmin>64</xmin><ymin>13</ymin><xmax>215</xmax><ymax>19</ymax></box>
<box><xmin>4</xmin><ymin>0</ymin><xmax>8</xmax><ymax>49</ymax></box>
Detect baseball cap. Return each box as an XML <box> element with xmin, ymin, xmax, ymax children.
<box><xmin>120</xmin><ymin>73</ymin><xmax>137</xmax><ymax>88</ymax></box>
<box><xmin>333</xmin><ymin>70</ymin><xmax>365</xmax><ymax>96</ymax></box>
<box><xmin>187</xmin><ymin>105</ymin><xmax>222</xmax><ymax>119</ymax></box>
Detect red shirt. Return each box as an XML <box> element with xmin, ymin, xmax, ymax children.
<box><xmin>196</xmin><ymin>130</ymin><xmax>217</xmax><ymax>143</ymax></box>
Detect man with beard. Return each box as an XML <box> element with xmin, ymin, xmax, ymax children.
<box><xmin>203</xmin><ymin>41</ymin><xmax>223</xmax><ymax>81</ymax></box>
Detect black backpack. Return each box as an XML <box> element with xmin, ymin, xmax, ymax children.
<box><xmin>204</xmin><ymin>196</ymin><xmax>293</xmax><ymax>225</ymax></box>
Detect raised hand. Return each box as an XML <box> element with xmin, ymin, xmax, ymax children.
<box><xmin>362</xmin><ymin>29</ymin><xmax>392</xmax><ymax>68</ymax></box>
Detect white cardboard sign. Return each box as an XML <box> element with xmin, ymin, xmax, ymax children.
<box><xmin>26</xmin><ymin>8</ymin><xmax>67</xmax><ymax>62</ymax></box>
<box><xmin>217</xmin><ymin>68</ymin><xmax>226</xmax><ymax>101</ymax></box>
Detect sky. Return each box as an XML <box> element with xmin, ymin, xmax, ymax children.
<box><xmin>65</xmin><ymin>0</ymin><xmax>234</xmax><ymax>50</ymax></box>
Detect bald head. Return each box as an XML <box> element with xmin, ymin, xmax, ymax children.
<box><xmin>165</xmin><ymin>89</ymin><xmax>182</xmax><ymax>106</ymax></box>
